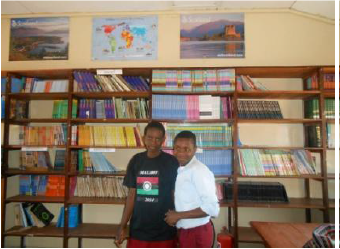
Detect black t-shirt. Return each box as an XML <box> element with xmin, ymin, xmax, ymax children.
<box><xmin>123</xmin><ymin>151</ymin><xmax>179</xmax><ymax>241</ymax></box>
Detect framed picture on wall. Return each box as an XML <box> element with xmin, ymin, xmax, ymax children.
<box><xmin>9</xmin><ymin>17</ymin><xmax>69</xmax><ymax>61</ymax></box>
<box><xmin>92</xmin><ymin>16</ymin><xmax>158</xmax><ymax>61</ymax></box>
<box><xmin>180</xmin><ymin>13</ymin><xmax>245</xmax><ymax>59</ymax></box>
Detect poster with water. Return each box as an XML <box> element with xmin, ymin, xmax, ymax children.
<box><xmin>180</xmin><ymin>13</ymin><xmax>245</xmax><ymax>59</ymax></box>
<box><xmin>9</xmin><ymin>17</ymin><xmax>69</xmax><ymax>61</ymax></box>
<box><xmin>92</xmin><ymin>16</ymin><xmax>158</xmax><ymax>61</ymax></box>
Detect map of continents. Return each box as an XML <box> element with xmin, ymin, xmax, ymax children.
<box><xmin>92</xmin><ymin>16</ymin><xmax>158</xmax><ymax>60</ymax></box>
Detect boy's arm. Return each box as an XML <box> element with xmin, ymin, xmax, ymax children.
<box><xmin>115</xmin><ymin>188</ymin><xmax>136</xmax><ymax>245</ymax></box>
<box><xmin>164</xmin><ymin>208</ymin><xmax>207</xmax><ymax>226</ymax></box>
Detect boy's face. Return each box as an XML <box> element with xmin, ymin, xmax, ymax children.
<box><xmin>143</xmin><ymin>128</ymin><xmax>165</xmax><ymax>153</ymax></box>
<box><xmin>173</xmin><ymin>138</ymin><xmax>196</xmax><ymax>166</ymax></box>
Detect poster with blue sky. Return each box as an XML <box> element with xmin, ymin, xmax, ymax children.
<box><xmin>10</xmin><ymin>17</ymin><xmax>69</xmax><ymax>61</ymax></box>
<box><xmin>92</xmin><ymin>16</ymin><xmax>158</xmax><ymax>60</ymax></box>
<box><xmin>180</xmin><ymin>13</ymin><xmax>245</xmax><ymax>59</ymax></box>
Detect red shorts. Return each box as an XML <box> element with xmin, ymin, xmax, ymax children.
<box><xmin>127</xmin><ymin>238</ymin><xmax>177</xmax><ymax>248</ymax></box>
<box><xmin>178</xmin><ymin>222</ymin><xmax>213</xmax><ymax>248</ymax></box>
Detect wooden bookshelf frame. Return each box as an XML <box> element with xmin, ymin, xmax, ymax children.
<box><xmin>1</xmin><ymin>66</ymin><xmax>335</xmax><ymax>247</ymax></box>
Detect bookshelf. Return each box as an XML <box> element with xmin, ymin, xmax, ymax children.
<box><xmin>1</xmin><ymin>66</ymin><xmax>335</xmax><ymax>248</ymax></box>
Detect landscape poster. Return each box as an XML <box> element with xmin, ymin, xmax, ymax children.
<box><xmin>9</xmin><ymin>17</ymin><xmax>69</xmax><ymax>61</ymax></box>
<box><xmin>180</xmin><ymin>13</ymin><xmax>245</xmax><ymax>59</ymax></box>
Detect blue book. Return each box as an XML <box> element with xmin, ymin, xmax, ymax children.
<box><xmin>1</xmin><ymin>77</ymin><xmax>7</xmax><ymax>93</ymax></box>
<box><xmin>57</xmin><ymin>205</ymin><xmax>79</xmax><ymax>228</ymax></box>
<box><xmin>11</xmin><ymin>77</ymin><xmax>24</xmax><ymax>93</ymax></box>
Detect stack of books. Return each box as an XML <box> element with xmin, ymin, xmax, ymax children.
<box><xmin>304</xmin><ymin>99</ymin><xmax>320</xmax><ymax>119</ymax></box>
<box><xmin>152</xmin><ymin>69</ymin><xmax>235</xmax><ymax>92</ymax></box>
<box><xmin>323</xmin><ymin>73</ymin><xmax>335</xmax><ymax>90</ymax></box>
<box><xmin>70</xmin><ymin>150</ymin><xmax>119</xmax><ymax>172</ymax></box>
<box><xmin>152</xmin><ymin>95</ymin><xmax>232</xmax><ymax>120</ymax></box>
<box><xmin>305</xmin><ymin>73</ymin><xmax>318</xmax><ymax>90</ymax></box>
<box><xmin>306</xmin><ymin>125</ymin><xmax>321</xmax><ymax>147</ymax></box>
<box><xmin>236</xmin><ymin>75</ymin><xmax>268</xmax><ymax>91</ymax></box>
<box><xmin>74</xmin><ymin>125</ymin><xmax>143</xmax><ymax>147</ymax></box>
<box><xmin>163</xmin><ymin>123</ymin><xmax>233</xmax><ymax>147</ymax></box>
<box><xmin>77</xmin><ymin>98</ymin><xmax>149</xmax><ymax>119</ymax></box>
<box><xmin>237</xmin><ymin>100</ymin><xmax>283</xmax><ymax>119</ymax></box>
<box><xmin>70</xmin><ymin>176</ymin><xmax>128</xmax><ymax>198</ymax></box>
<box><xmin>19</xmin><ymin>175</ymin><xmax>65</xmax><ymax>197</ymax></box>
<box><xmin>73</xmin><ymin>71</ymin><xmax>149</xmax><ymax>92</ymax></box>
<box><xmin>164</xmin><ymin>149</ymin><xmax>232</xmax><ymax>176</ymax></box>
<box><xmin>238</xmin><ymin>149</ymin><xmax>317</xmax><ymax>176</ymax></box>
<box><xmin>224</xmin><ymin>181</ymin><xmax>289</xmax><ymax>202</ymax></box>
<box><xmin>52</xmin><ymin>100</ymin><xmax>77</xmax><ymax>119</ymax></box>
<box><xmin>14</xmin><ymin>202</ymin><xmax>54</xmax><ymax>228</ymax></box>
<box><xmin>10</xmin><ymin>99</ymin><xmax>29</xmax><ymax>119</ymax></box>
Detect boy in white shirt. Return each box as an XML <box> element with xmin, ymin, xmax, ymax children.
<box><xmin>164</xmin><ymin>130</ymin><xmax>219</xmax><ymax>248</ymax></box>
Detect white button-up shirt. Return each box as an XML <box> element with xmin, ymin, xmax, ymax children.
<box><xmin>174</xmin><ymin>156</ymin><xmax>220</xmax><ymax>229</ymax></box>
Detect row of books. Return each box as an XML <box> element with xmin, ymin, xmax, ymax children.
<box><xmin>152</xmin><ymin>95</ymin><xmax>233</xmax><ymax>120</ymax></box>
<box><xmin>73</xmin><ymin>71</ymin><xmax>149</xmax><ymax>92</ymax></box>
<box><xmin>20</xmin><ymin>150</ymin><xmax>66</xmax><ymax>171</ymax></box>
<box><xmin>56</xmin><ymin>205</ymin><xmax>80</xmax><ymax>228</ymax></box>
<box><xmin>238</xmin><ymin>149</ymin><xmax>316</xmax><ymax>176</ymax></box>
<box><xmin>236</xmin><ymin>75</ymin><xmax>268</xmax><ymax>91</ymax></box>
<box><xmin>219</xmin><ymin>181</ymin><xmax>289</xmax><ymax>202</ymax></box>
<box><xmin>1</xmin><ymin>96</ymin><xmax>5</xmax><ymax>119</ymax></box>
<box><xmin>326</xmin><ymin>123</ymin><xmax>335</xmax><ymax>148</ymax></box>
<box><xmin>237</xmin><ymin>100</ymin><xmax>283</xmax><ymax>119</ymax></box>
<box><xmin>70</xmin><ymin>150</ymin><xmax>119</xmax><ymax>172</ymax></box>
<box><xmin>19</xmin><ymin>175</ymin><xmax>65</xmax><ymax>197</ymax></box>
<box><xmin>52</xmin><ymin>100</ymin><xmax>77</xmax><ymax>119</ymax></box>
<box><xmin>306</xmin><ymin>125</ymin><xmax>321</xmax><ymax>148</ymax></box>
<box><xmin>164</xmin><ymin>149</ymin><xmax>232</xmax><ymax>175</ymax></box>
<box><xmin>70</xmin><ymin>176</ymin><xmax>128</xmax><ymax>198</ymax></box>
<box><xmin>14</xmin><ymin>202</ymin><xmax>54</xmax><ymax>228</ymax></box>
<box><xmin>77</xmin><ymin>98</ymin><xmax>149</xmax><ymax>119</ymax></box>
<box><xmin>163</xmin><ymin>124</ymin><xmax>233</xmax><ymax>147</ymax></box>
<box><xmin>305</xmin><ymin>73</ymin><xmax>336</xmax><ymax>90</ymax></box>
<box><xmin>11</xmin><ymin>124</ymin><xmax>67</xmax><ymax>146</ymax></box>
<box><xmin>73</xmin><ymin>125</ymin><xmax>144</xmax><ymax>147</ymax></box>
<box><xmin>10</xmin><ymin>99</ymin><xmax>29</xmax><ymax>119</ymax></box>
<box><xmin>306</xmin><ymin>98</ymin><xmax>337</xmax><ymax>119</ymax></box>
<box><xmin>11</xmin><ymin>77</ymin><xmax>68</xmax><ymax>93</ymax></box>
<box><xmin>151</xmin><ymin>69</ymin><xmax>236</xmax><ymax>92</ymax></box>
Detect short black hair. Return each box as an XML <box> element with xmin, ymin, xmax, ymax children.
<box><xmin>144</xmin><ymin>121</ymin><xmax>165</xmax><ymax>137</ymax></box>
<box><xmin>174</xmin><ymin>130</ymin><xmax>197</xmax><ymax>147</ymax></box>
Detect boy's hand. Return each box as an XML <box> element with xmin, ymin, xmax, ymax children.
<box><xmin>114</xmin><ymin>225</ymin><xmax>126</xmax><ymax>247</ymax></box>
<box><xmin>164</xmin><ymin>210</ymin><xmax>180</xmax><ymax>227</ymax></box>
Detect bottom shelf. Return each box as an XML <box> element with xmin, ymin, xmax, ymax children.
<box><xmin>230</xmin><ymin>226</ymin><xmax>263</xmax><ymax>244</ymax></box>
<box><xmin>5</xmin><ymin>223</ymin><xmax>129</xmax><ymax>239</ymax></box>
<box><xmin>5</xmin><ymin>223</ymin><xmax>63</xmax><ymax>237</ymax></box>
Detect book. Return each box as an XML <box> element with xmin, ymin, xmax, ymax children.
<box><xmin>30</xmin><ymin>203</ymin><xmax>54</xmax><ymax>226</ymax></box>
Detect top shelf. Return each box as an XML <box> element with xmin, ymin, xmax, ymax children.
<box><xmin>237</xmin><ymin>90</ymin><xmax>320</xmax><ymax>99</ymax></box>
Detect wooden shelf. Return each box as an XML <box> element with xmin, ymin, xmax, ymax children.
<box><xmin>238</xmin><ymin>146</ymin><xmax>323</xmax><ymax>152</ymax></box>
<box><xmin>6</xmin><ymin>195</ymin><xmax>64</xmax><ymax>203</ymax></box>
<box><xmin>238</xmin><ymin>119</ymin><xmax>322</xmax><ymax>124</ymax></box>
<box><xmin>323</xmin><ymin>91</ymin><xmax>335</xmax><ymax>98</ymax></box>
<box><xmin>68</xmin><ymin>223</ymin><xmax>128</xmax><ymax>239</ymax></box>
<box><xmin>68</xmin><ymin>171</ymin><xmax>126</xmax><ymax>176</ymax></box>
<box><xmin>5</xmin><ymin>169</ymin><xmax>66</xmax><ymax>176</ymax></box>
<box><xmin>326</xmin><ymin>119</ymin><xmax>335</xmax><ymax>123</ymax></box>
<box><xmin>162</xmin><ymin>146</ymin><xmax>233</xmax><ymax>150</ymax></box>
<box><xmin>5</xmin><ymin>145</ymin><xmax>66</xmax><ymax>149</ymax></box>
<box><xmin>8</xmin><ymin>69</ymin><xmax>72</xmax><ymax>78</ymax></box>
<box><xmin>69</xmin><ymin>145</ymin><xmax>145</xmax><ymax>149</ymax></box>
<box><xmin>9</xmin><ymin>119</ymin><xmax>68</xmax><ymax>124</ymax></box>
<box><xmin>237</xmin><ymin>90</ymin><xmax>320</xmax><ymax>99</ymax></box>
<box><xmin>237</xmin><ymin>174</ymin><xmax>324</xmax><ymax>179</ymax></box>
<box><xmin>153</xmin><ymin>119</ymin><xmax>233</xmax><ymax>123</ymax></box>
<box><xmin>231</xmin><ymin>226</ymin><xmax>263</xmax><ymax>243</ymax></box>
<box><xmin>72</xmin><ymin>92</ymin><xmax>149</xmax><ymax>98</ymax></box>
<box><xmin>4</xmin><ymin>223</ymin><xmax>63</xmax><ymax>237</ymax></box>
<box><xmin>151</xmin><ymin>91</ymin><xmax>234</xmax><ymax>96</ymax></box>
<box><xmin>68</xmin><ymin>197</ymin><xmax>126</xmax><ymax>205</ymax></box>
<box><xmin>8</xmin><ymin>93</ymin><xmax>68</xmax><ymax>100</ymax></box>
<box><xmin>235</xmin><ymin>66</ymin><xmax>318</xmax><ymax>78</ymax></box>
<box><xmin>236</xmin><ymin>198</ymin><xmax>326</xmax><ymax>209</ymax></box>
<box><xmin>71</xmin><ymin>118</ymin><xmax>149</xmax><ymax>123</ymax></box>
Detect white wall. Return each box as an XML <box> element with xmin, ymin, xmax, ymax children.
<box><xmin>1</xmin><ymin>8</ymin><xmax>335</xmax><ymax>248</ymax></box>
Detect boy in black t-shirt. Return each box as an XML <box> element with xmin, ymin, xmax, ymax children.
<box><xmin>115</xmin><ymin>121</ymin><xmax>179</xmax><ymax>248</ymax></box>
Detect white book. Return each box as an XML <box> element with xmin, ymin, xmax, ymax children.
<box><xmin>199</xmin><ymin>95</ymin><xmax>213</xmax><ymax>119</ymax></box>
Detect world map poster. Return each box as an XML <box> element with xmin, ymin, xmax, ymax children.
<box><xmin>92</xmin><ymin>16</ymin><xmax>158</xmax><ymax>60</ymax></box>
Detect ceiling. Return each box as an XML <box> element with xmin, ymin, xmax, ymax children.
<box><xmin>1</xmin><ymin>1</ymin><xmax>335</xmax><ymax>21</ymax></box>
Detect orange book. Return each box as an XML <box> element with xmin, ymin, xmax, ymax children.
<box><xmin>45</xmin><ymin>176</ymin><xmax>60</xmax><ymax>196</ymax></box>
<box><xmin>44</xmin><ymin>81</ymin><xmax>52</xmax><ymax>93</ymax></box>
